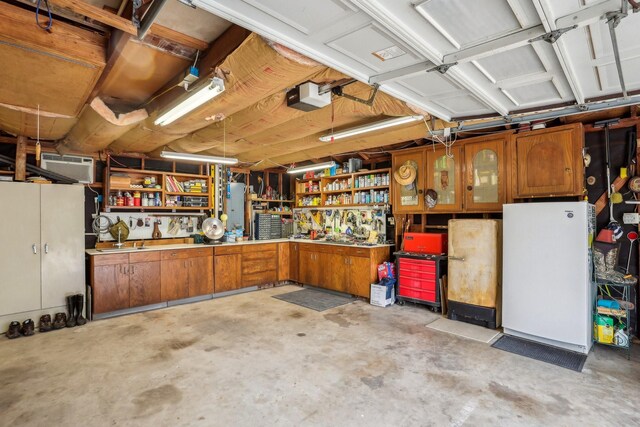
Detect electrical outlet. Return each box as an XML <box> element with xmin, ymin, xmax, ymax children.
<box><xmin>623</xmin><ymin>212</ymin><xmax>639</xmax><ymax>224</ymax></box>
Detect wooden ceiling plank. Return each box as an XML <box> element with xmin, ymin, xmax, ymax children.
<box><xmin>0</xmin><ymin>2</ymin><xmax>106</xmax><ymax>67</ymax></box>
<box><xmin>50</xmin><ymin>0</ymin><xmax>207</xmax><ymax>50</ymax></box>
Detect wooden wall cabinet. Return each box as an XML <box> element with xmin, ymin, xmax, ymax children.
<box><xmin>512</xmin><ymin>123</ymin><xmax>584</xmax><ymax>198</ymax></box>
<box><xmin>392</xmin><ymin>148</ymin><xmax>426</xmax><ymax>213</ymax></box>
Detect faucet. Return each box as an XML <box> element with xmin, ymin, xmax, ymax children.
<box><xmin>114</xmin><ymin>228</ymin><xmax>124</xmax><ymax>249</ymax></box>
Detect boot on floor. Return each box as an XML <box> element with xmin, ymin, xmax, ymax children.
<box><xmin>39</xmin><ymin>314</ymin><xmax>52</xmax><ymax>332</ymax></box>
<box><xmin>6</xmin><ymin>321</ymin><xmax>21</xmax><ymax>339</ymax></box>
<box><xmin>75</xmin><ymin>294</ymin><xmax>86</xmax><ymax>326</ymax></box>
<box><xmin>52</xmin><ymin>313</ymin><xmax>66</xmax><ymax>330</ymax></box>
<box><xmin>66</xmin><ymin>295</ymin><xmax>77</xmax><ymax>328</ymax></box>
<box><xmin>20</xmin><ymin>319</ymin><xmax>35</xmax><ymax>336</ymax></box>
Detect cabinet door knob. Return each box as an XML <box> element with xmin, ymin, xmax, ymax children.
<box><xmin>466</xmin><ymin>185</ymin><xmax>473</xmax><ymax>191</ymax></box>
<box><xmin>418</xmin><ymin>189</ymin><xmax>423</xmax><ymax>194</ymax></box>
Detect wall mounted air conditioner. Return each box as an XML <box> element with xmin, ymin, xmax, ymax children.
<box><xmin>41</xmin><ymin>154</ymin><xmax>94</xmax><ymax>184</ymax></box>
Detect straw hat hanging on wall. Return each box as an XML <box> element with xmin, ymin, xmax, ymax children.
<box><xmin>394</xmin><ymin>160</ymin><xmax>417</xmax><ymax>186</ymax></box>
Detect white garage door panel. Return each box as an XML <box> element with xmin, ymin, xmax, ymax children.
<box><xmin>242</xmin><ymin>0</ymin><xmax>356</xmax><ymax>35</ymax></box>
<box><xmin>327</xmin><ymin>23</ymin><xmax>422</xmax><ymax>73</ymax></box>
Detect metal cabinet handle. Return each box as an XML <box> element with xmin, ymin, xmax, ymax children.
<box><xmin>448</xmin><ymin>256</ymin><xmax>465</xmax><ymax>262</ymax></box>
<box><xmin>131</xmin><ymin>265</ymin><xmax>135</xmax><ymax>274</ymax></box>
<box><xmin>44</xmin><ymin>243</ymin><xmax>49</xmax><ymax>254</ymax></box>
<box><xmin>32</xmin><ymin>244</ymin><xmax>38</xmax><ymax>255</ymax></box>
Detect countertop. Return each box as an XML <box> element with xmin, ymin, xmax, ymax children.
<box><xmin>86</xmin><ymin>239</ymin><xmax>394</xmax><ymax>255</ymax></box>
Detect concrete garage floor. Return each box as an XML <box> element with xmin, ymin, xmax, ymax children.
<box><xmin>1</xmin><ymin>285</ymin><xmax>639</xmax><ymax>426</ymax></box>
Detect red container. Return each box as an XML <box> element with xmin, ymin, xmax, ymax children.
<box><xmin>403</xmin><ymin>232</ymin><xmax>448</xmax><ymax>254</ymax></box>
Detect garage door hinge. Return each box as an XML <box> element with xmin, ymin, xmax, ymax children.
<box><xmin>427</xmin><ymin>62</ymin><xmax>457</xmax><ymax>74</ymax></box>
<box><xmin>528</xmin><ymin>25</ymin><xmax>577</xmax><ymax>44</ymax></box>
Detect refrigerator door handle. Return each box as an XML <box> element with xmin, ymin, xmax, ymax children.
<box><xmin>448</xmin><ymin>256</ymin><xmax>465</xmax><ymax>262</ymax></box>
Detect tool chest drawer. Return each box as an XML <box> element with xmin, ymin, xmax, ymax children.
<box><xmin>399</xmin><ymin>258</ymin><xmax>436</xmax><ymax>272</ymax></box>
<box><xmin>398</xmin><ymin>268</ymin><xmax>437</xmax><ymax>281</ymax></box>
<box><xmin>398</xmin><ymin>276</ymin><xmax>437</xmax><ymax>291</ymax></box>
<box><xmin>398</xmin><ymin>286</ymin><xmax>436</xmax><ymax>303</ymax></box>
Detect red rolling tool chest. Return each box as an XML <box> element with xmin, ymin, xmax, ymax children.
<box><xmin>394</xmin><ymin>251</ymin><xmax>447</xmax><ymax>310</ymax></box>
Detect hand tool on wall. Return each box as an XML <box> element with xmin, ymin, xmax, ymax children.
<box><xmin>594</xmin><ymin>118</ymin><xmax>620</xmax><ymax>224</ymax></box>
<box><xmin>625</xmin><ymin>231</ymin><xmax>638</xmax><ymax>273</ymax></box>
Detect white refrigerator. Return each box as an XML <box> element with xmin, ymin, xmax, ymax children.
<box><xmin>503</xmin><ymin>202</ymin><xmax>595</xmax><ymax>354</ymax></box>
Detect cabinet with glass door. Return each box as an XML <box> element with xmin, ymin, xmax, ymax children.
<box><xmin>463</xmin><ymin>134</ymin><xmax>509</xmax><ymax>212</ymax></box>
<box><xmin>426</xmin><ymin>145</ymin><xmax>462</xmax><ymax>212</ymax></box>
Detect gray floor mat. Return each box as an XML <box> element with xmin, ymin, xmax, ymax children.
<box><xmin>492</xmin><ymin>335</ymin><xmax>587</xmax><ymax>372</ymax></box>
<box><xmin>272</xmin><ymin>288</ymin><xmax>355</xmax><ymax>312</ymax></box>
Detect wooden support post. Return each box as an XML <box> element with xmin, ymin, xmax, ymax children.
<box><xmin>15</xmin><ymin>135</ymin><xmax>27</xmax><ymax>181</ymax></box>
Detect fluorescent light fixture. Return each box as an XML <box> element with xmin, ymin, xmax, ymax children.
<box><xmin>319</xmin><ymin>115</ymin><xmax>423</xmax><ymax>142</ymax></box>
<box><xmin>287</xmin><ymin>161</ymin><xmax>336</xmax><ymax>174</ymax></box>
<box><xmin>160</xmin><ymin>151</ymin><xmax>238</xmax><ymax>165</ymax></box>
<box><xmin>154</xmin><ymin>77</ymin><xmax>225</xmax><ymax>126</ymax></box>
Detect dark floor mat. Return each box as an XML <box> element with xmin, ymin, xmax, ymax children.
<box><xmin>272</xmin><ymin>288</ymin><xmax>355</xmax><ymax>312</ymax></box>
<box><xmin>492</xmin><ymin>335</ymin><xmax>587</xmax><ymax>372</ymax></box>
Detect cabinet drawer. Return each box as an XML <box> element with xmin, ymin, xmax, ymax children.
<box><xmin>399</xmin><ymin>286</ymin><xmax>436</xmax><ymax>302</ymax></box>
<box><xmin>215</xmin><ymin>245</ymin><xmax>242</xmax><ymax>255</ymax></box>
<box><xmin>161</xmin><ymin>247</ymin><xmax>211</xmax><ymax>260</ymax></box>
<box><xmin>129</xmin><ymin>251</ymin><xmax>160</xmax><ymax>263</ymax></box>
<box><xmin>243</xmin><ymin>250</ymin><xmax>276</xmax><ymax>261</ymax></box>
<box><xmin>242</xmin><ymin>259</ymin><xmax>276</xmax><ymax>275</ymax></box>
<box><xmin>399</xmin><ymin>276</ymin><xmax>437</xmax><ymax>291</ymax></box>
<box><xmin>346</xmin><ymin>247</ymin><xmax>370</xmax><ymax>257</ymax></box>
<box><xmin>243</xmin><ymin>270</ymin><xmax>277</xmax><ymax>287</ymax></box>
<box><xmin>92</xmin><ymin>253</ymin><xmax>129</xmax><ymax>266</ymax></box>
<box><xmin>242</xmin><ymin>243</ymin><xmax>277</xmax><ymax>253</ymax></box>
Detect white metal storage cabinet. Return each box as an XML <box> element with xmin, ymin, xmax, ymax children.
<box><xmin>0</xmin><ymin>182</ymin><xmax>85</xmax><ymax>332</ymax></box>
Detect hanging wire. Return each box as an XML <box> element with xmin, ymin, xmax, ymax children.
<box><xmin>36</xmin><ymin>0</ymin><xmax>53</xmax><ymax>32</ymax></box>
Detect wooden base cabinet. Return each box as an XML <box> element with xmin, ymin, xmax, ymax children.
<box><xmin>161</xmin><ymin>248</ymin><xmax>213</xmax><ymax>301</ymax></box>
<box><xmin>297</xmin><ymin>244</ymin><xmax>391</xmax><ymax>298</ymax></box>
<box><xmin>214</xmin><ymin>254</ymin><xmax>242</xmax><ymax>293</ymax></box>
<box><xmin>91</xmin><ymin>254</ymin><xmax>130</xmax><ymax>314</ymax></box>
<box><xmin>129</xmin><ymin>252</ymin><xmax>161</xmax><ymax>308</ymax></box>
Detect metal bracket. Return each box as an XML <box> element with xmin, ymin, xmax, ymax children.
<box><xmin>528</xmin><ymin>25</ymin><xmax>577</xmax><ymax>44</ymax></box>
<box><xmin>426</xmin><ymin>62</ymin><xmax>457</xmax><ymax>74</ymax></box>
<box><xmin>132</xmin><ymin>0</ymin><xmax>169</xmax><ymax>40</ymax></box>
<box><xmin>331</xmin><ymin>82</ymin><xmax>380</xmax><ymax>106</ymax></box>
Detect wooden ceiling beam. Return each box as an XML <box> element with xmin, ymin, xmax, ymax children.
<box><xmin>50</xmin><ymin>0</ymin><xmax>208</xmax><ymax>50</ymax></box>
<box><xmin>89</xmin><ymin>31</ymin><xmax>131</xmax><ymax>100</ymax></box>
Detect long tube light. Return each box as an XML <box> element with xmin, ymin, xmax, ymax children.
<box><xmin>287</xmin><ymin>161</ymin><xmax>336</xmax><ymax>174</ymax></box>
<box><xmin>319</xmin><ymin>115</ymin><xmax>423</xmax><ymax>142</ymax></box>
<box><xmin>160</xmin><ymin>151</ymin><xmax>238</xmax><ymax>165</ymax></box>
<box><xmin>154</xmin><ymin>77</ymin><xmax>225</xmax><ymax>126</ymax></box>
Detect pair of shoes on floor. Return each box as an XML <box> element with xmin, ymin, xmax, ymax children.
<box><xmin>6</xmin><ymin>319</ymin><xmax>35</xmax><ymax>339</ymax></box>
<box><xmin>65</xmin><ymin>294</ymin><xmax>87</xmax><ymax>328</ymax></box>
